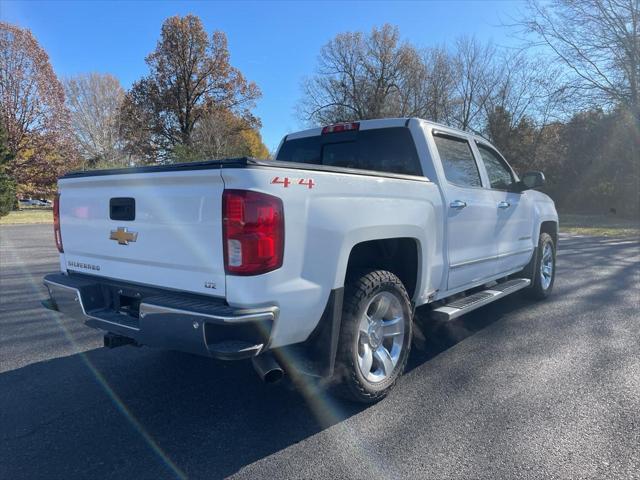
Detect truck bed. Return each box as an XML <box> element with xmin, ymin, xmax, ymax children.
<box><xmin>61</xmin><ymin>157</ymin><xmax>430</xmax><ymax>183</ymax></box>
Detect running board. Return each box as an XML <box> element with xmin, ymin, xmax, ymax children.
<box><xmin>431</xmin><ymin>278</ymin><xmax>531</xmax><ymax>321</ymax></box>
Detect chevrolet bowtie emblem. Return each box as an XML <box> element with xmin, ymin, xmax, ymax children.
<box><xmin>110</xmin><ymin>227</ymin><xmax>138</xmax><ymax>245</ymax></box>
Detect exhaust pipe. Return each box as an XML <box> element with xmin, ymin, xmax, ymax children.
<box><xmin>252</xmin><ymin>352</ymin><xmax>284</xmax><ymax>384</ymax></box>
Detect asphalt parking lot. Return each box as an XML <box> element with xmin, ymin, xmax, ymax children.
<box><xmin>1</xmin><ymin>224</ymin><xmax>639</xmax><ymax>479</ymax></box>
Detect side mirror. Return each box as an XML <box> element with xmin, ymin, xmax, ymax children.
<box><xmin>518</xmin><ymin>171</ymin><xmax>545</xmax><ymax>191</ymax></box>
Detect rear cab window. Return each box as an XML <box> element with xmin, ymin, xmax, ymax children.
<box><xmin>275</xmin><ymin>127</ymin><xmax>423</xmax><ymax>176</ymax></box>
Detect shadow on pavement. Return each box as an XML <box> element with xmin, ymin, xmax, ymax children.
<box><xmin>0</xmin><ymin>294</ymin><xmax>536</xmax><ymax>479</ymax></box>
<box><xmin>1</xmin><ymin>302</ymin><xmax>518</xmax><ymax>480</ymax></box>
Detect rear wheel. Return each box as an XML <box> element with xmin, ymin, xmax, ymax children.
<box><xmin>334</xmin><ymin>270</ymin><xmax>412</xmax><ymax>403</ymax></box>
<box><xmin>527</xmin><ymin>232</ymin><xmax>556</xmax><ymax>299</ymax></box>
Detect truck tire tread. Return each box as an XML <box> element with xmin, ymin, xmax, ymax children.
<box><xmin>333</xmin><ymin>269</ymin><xmax>412</xmax><ymax>403</ymax></box>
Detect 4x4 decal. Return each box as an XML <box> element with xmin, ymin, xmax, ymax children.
<box><xmin>270</xmin><ymin>176</ymin><xmax>315</xmax><ymax>189</ymax></box>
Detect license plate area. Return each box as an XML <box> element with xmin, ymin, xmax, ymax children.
<box><xmin>98</xmin><ymin>284</ymin><xmax>143</xmax><ymax>320</ymax></box>
<box><xmin>118</xmin><ymin>294</ymin><xmax>141</xmax><ymax>319</ymax></box>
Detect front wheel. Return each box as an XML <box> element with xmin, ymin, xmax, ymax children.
<box><xmin>527</xmin><ymin>232</ymin><xmax>556</xmax><ymax>299</ymax></box>
<box><xmin>334</xmin><ymin>270</ymin><xmax>412</xmax><ymax>403</ymax></box>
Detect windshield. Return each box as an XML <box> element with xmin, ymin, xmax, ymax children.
<box><xmin>275</xmin><ymin>127</ymin><xmax>423</xmax><ymax>176</ymax></box>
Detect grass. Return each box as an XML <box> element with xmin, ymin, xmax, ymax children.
<box><xmin>0</xmin><ymin>208</ymin><xmax>53</xmax><ymax>225</ymax></box>
<box><xmin>560</xmin><ymin>213</ymin><xmax>640</xmax><ymax>237</ymax></box>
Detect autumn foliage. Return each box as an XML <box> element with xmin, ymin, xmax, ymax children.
<box><xmin>0</xmin><ymin>15</ymin><xmax>268</xmax><ymax>216</ymax></box>
<box><xmin>119</xmin><ymin>15</ymin><xmax>263</xmax><ymax>163</ymax></box>
<box><xmin>0</xmin><ymin>22</ymin><xmax>79</xmax><ymax>197</ymax></box>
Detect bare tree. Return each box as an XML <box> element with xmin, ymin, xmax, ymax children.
<box><xmin>422</xmin><ymin>47</ymin><xmax>457</xmax><ymax>124</ymax></box>
<box><xmin>486</xmin><ymin>53</ymin><xmax>557</xmax><ymax>128</ymax></box>
<box><xmin>518</xmin><ymin>0</ymin><xmax>640</xmax><ymax>121</ymax></box>
<box><xmin>300</xmin><ymin>24</ymin><xmax>431</xmax><ymax>124</ymax></box>
<box><xmin>482</xmin><ymin>51</ymin><xmax>570</xmax><ymax>168</ymax></box>
<box><xmin>451</xmin><ymin>36</ymin><xmax>499</xmax><ymax>132</ymax></box>
<box><xmin>64</xmin><ymin>73</ymin><xmax>126</xmax><ymax>168</ymax></box>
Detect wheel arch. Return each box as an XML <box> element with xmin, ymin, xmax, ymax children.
<box><xmin>539</xmin><ymin>220</ymin><xmax>559</xmax><ymax>245</ymax></box>
<box><xmin>341</xmin><ymin>237</ymin><xmax>422</xmax><ymax>301</ymax></box>
<box><xmin>522</xmin><ymin>219</ymin><xmax>558</xmax><ymax>281</ymax></box>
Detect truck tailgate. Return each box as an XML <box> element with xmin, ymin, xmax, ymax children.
<box><xmin>58</xmin><ymin>169</ymin><xmax>226</xmax><ymax>297</ymax></box>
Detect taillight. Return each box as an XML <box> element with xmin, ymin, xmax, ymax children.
<box><xmin>321</xmin><ymin>122</ymin><xmax>360</xmax><ymax>134</ymax></box>
<box><xmin>53</xmin><ymin>193</ymin><xmax>63</xmax><ymax>253</ymax></box>
<box><xmin>223</xmin><ymin>190</ymin><xmax>284</xmax><ymax>275</ymax></box>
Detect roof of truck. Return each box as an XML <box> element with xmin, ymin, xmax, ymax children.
<box><xmin>283</xmin><ymin>117</ymin><xmax>493</xmax><ymax>145</ymax></box>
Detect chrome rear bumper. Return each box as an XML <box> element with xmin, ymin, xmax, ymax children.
<box><xmin>43</xmin><ymin>273</ymin><xmax>278</xmax><ymax>360</ymax></box>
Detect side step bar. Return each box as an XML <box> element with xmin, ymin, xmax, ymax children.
<box><xmin>431</xmin><ymin>278</ymin><xmax>531</xmax><ymax>321</ymax></box>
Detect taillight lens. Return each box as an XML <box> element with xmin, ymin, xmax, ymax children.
<box><xmin>53</xmin><ymin>193</ymin><xmax>63</xmax><ymax>253</ymax></box>
<box><xmin>223</xmin><ymin>190</ymin><xmax>284</xmax><ymax>275</ymax></box>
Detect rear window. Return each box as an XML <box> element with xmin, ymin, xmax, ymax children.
<box><xmin>275</xmin><ymin>127</ymin><xmax>422</xmax><ymax>176</ymax></box>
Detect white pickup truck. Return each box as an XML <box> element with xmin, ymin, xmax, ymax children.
<box><xmin>42</xmin><ymin>118</ymin><xmax>558</xmax><ymax>402</ymax></box>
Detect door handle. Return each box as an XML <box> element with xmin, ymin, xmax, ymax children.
<box><xmin>449</xmin><ymin>200</ymin><xmax>467</xmax><ymax>209</ymax></box>
<box><xmin>498</xmin><ymin>201</ymin><xmax>511</xmax><ymax>209</ymax></box>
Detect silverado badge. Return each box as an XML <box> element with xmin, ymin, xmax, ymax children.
<box><xmin>110</xmin><ymin>227</ymin><xmax>138</xmax><ymax>245</ymax></box>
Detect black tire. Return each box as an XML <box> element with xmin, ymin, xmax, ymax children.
<box><xmin>333</xmin><ymin>270</ymin><xmax>413</xmax><ymax>403</ymax></box>
<box><xmin>526</xmin><ymin>232</ymin><xmax>556</xmax><ymax>299</ymax></box>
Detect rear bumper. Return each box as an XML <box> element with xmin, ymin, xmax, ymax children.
<box><xmin>42</xmin><ymin>273</ymin><xmax>278</xmax><ymax>360</ymax></box>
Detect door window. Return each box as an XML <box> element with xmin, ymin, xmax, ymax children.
<box><xmin>477</xmin><ymin>144</ymin><xmax>516</xmax><ymax>190</ymax></box>
<box><xmin>433</xmin><ymin>135</ymin><xmax>482</xmax><ymax>188</ymax></box>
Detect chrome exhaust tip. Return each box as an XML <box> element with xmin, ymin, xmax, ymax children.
<box><xmin>252</xmin><ymin>352</ymin><xmax>284</xmax><ymax>384</ymax></box>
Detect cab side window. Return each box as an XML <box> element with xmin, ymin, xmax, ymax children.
<box><xmin>477</xmin><ymin>144</ymin><xmax>516</xmax><ymax>190</ymax></box>
<box><xmin>433</xmin><ymin>134</ymin><xmax>482</xmax><ymax>188</ymax></box>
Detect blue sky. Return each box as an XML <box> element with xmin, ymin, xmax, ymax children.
<box><xmin>2</xmin><ymin>0</ymin><xmax>524</xmax><ymax>151</ymax></box>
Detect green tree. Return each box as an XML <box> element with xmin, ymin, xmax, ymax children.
<box><xmin>484</xmin><ymin>106</ymin><xmax>543</xmax><ymax>173</ymax></box>
<box><xmin>554</xmin><ymin>108</ymin><xmax>639</xmax><ymax>216</ymax></box>
<box><xmin>0</xmin><ymin>125</ymin><xmax>16</xmax><ymax>216</ymax></box>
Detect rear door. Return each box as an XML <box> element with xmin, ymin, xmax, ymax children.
<box><xmin>475</xmin><ymin>142</ymin><xmax>534</xmax><ymax>274</ymax></box>
<box><xmin>58</xmin><ymin>169</ymin><xmax>226</xmax><ymax>297</ymax></box>
<box><xmin>432</xmin><ymin>133</ymin><xmax>499</xmax><ymax>290</ymax></box>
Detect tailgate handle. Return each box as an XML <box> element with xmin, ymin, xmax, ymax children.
<box><xmin>110</xmin><ymin>198</ymin><xmax>135</xmax><ymax>221</ymax></box>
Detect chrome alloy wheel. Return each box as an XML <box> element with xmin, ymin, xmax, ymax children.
<box><xmin>356</xmin><ymin>291</ymin><xmax>406</xmax><ymax>383</ymax></box>
<box><xmin>540</xmin><ymin>241</ymin><xmax>554</xmax><ymax>290</ymax></box>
